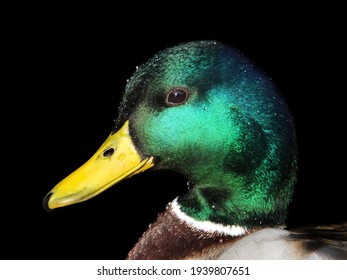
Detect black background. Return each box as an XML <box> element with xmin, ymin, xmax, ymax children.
<box><xmin>1</xmin><ymin>1</ymin><xmax>346</xmax><ymax>260</ymax></box>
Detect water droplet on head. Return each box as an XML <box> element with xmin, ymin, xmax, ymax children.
<box><xmin>187</xmin><ymin>181</ymin><xmax>194</xmax><ymax>189</ymax></box>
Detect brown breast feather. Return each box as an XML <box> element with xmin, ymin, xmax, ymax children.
<box><xmin>127</xmin><ymin>208</ymin><xmax>246</xmax><ymax>260</ymax></box>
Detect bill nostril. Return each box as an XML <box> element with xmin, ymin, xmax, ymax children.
<box><xmin>103</xmin><ymin>148</ymin><xmax>115</xmax><ymax>158</ymax></box>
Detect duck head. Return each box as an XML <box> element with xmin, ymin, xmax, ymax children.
<box><xmin>44</xmin><ymin>41</ymin><xmax>297</xmax><ymax>229</ymax></box>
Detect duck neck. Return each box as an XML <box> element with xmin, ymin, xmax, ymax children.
<box><xmin>127</xmin><ymin>199</ymin><xmax>250</xmax><ymax>260</ymax></box>
<box><xmin>176</xmin><ymin>174</ymin><xmax>289</xmax><ymax>229</ymax></box>
<box><xmin>171</xmin><ymin>198</ymin><xmax>248</xmax><ymax>236</ymax></box>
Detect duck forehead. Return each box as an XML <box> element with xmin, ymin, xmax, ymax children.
<box><xmin>126</xmin><ymin>41</ymin><xmax>247</xmax><ymax>92</ymax></box>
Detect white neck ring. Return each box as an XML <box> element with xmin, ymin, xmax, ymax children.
<box><xmin>171</xmin><ymin>197</ymin><xmax>248</xmax><ymax>236</ymax></box>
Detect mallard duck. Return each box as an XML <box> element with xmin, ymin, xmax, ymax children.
<box><xmin>43</xmin><ymin>41</ymin><xmax>347</xmax><ymax>260</ymax></box>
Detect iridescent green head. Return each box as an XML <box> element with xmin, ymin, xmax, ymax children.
<box><xmin>45</xmin><ymin>41</ymin><xmax>297</xmax><ymax>229</ymax></box>
<box><xmin>116</xmin><ymin>41</ymin><xmax>297</xmax><ymax>228</ymax></box>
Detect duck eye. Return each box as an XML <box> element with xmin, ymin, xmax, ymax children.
<box><xmin>166</xmin><ymin>88</ymin><xmax>189</xmax><ymax>106</ymax></box>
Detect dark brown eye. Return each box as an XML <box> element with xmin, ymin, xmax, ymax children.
<box><xmin>166</xmin><ymin>88</ymin><xmax>189</xmax><ymax>106</ymax></box>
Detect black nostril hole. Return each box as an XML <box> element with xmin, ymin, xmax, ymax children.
<box><xmin>103</xmin><ymin>148</ymin><xmax>114</xmax><ymax>158</ymax></box>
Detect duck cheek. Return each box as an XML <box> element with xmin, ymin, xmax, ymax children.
<box><xmin>133</xmin><ymin>110</ymin><xmax>193</xmax><ymax>161</ymax></box>
<box><xmin>225</xmin><ymin>118</ymin><xmax>268</xmax><ymax>175</ymax></box>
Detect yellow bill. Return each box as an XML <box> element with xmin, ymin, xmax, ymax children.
<box><xmin>43</xmin><ymin>121</ymin><xmax>154</xmax><ymax>210</ymax></box>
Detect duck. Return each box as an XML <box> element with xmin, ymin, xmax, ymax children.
<box><xmin>43</xmin><ymin>40</ymin><xmax>347</xmax><ymax>260</ymax></box>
